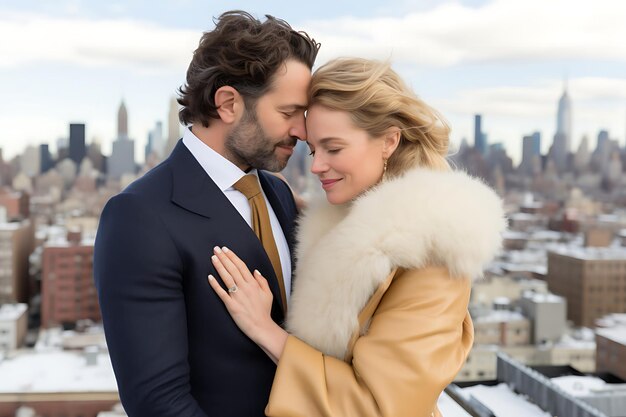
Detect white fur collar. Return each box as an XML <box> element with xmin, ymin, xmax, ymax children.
<box><xmin>286</xmin><ymin>168</ymin><xmax>506</xmax><ymax>359</ymax></box>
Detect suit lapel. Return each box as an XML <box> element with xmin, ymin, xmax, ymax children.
<box><xmin>169</xmin><ymin>140</ymin><xmax>220</xmax><ymax>219</ymax></box>
<box><xmin>168</xmin><ymin>140</ymin><xmax>286</xmax><ymax>321</ymax></box>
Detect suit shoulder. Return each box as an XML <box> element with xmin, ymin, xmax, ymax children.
<box><xmin>122</xmin><ymin>161</ymin><xmax>173</xmax><ymax>198</ymax></box>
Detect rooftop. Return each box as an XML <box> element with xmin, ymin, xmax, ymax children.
<box><xmin>0</xmin><ymin>350</ymin><xmax>117</xmax><ymax>393</ymax></box>
<box><xmin>548</xmin><ymin>244</ymin><xmax>626</xmax><ymax>261</ymax></box>
<box><xmin>552</xmin><ymin>375</ymin><xmax>626</xmax><ymax>397</ymax></box>
<box><xmin>0</xmin><ymin>304</ymin><xmax>28</xmax><ymax>321</ymax></box>
<box><xmin>523</xmin><ymin>293</ymin><xmax>564</xmax><ymax>304</ymax></box>
<box><xmin>596</xmin><ymin>315</ymin><xmax>626</xmax><ymax>345</ymax></box>
<box><xmin>0</xmin><ymin>222</ymin><xmax>23</xmax><ymax>232</ymax></box>
<box><xmin>459</xmin><ymin>383</ymin><xmax>551</xmax><ymax>417</ymax></box>
<box><xmin>474</xmin><ymin>310</ymin><xmax>527</xmax><ymax>324</ymax></box>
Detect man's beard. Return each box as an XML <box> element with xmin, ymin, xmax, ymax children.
<box><xmin>224</xmin><ymin>107</ymin><xmax>297</xmax><ymax>172</ymax></box>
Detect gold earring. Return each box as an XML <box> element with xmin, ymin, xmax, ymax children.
<box><xmin>382</xmin><ymin>159</ymin><xmax>388</xmax><ymax>182</ymax></box>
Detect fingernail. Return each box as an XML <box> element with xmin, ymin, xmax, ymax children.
<box><xmin>222</xmin><ymin>246</ymin><xmax>229</xmax><ymax>253</ymax></box>
<box><xmin>214</xmin><ymin>246</ymin><xmax>222</xmax><ymax>254</ymax></box>
<box><xmin>253</xmin><ymin>269</ymin><xmax>260</xmax><ymax>276</ymax></box>
<box><xmin>211</xmin><ymin>255</ymin><xmax>218</xmax><ymax>262</ymax></box>
<box><xmin>208</xmin><ymin>274</ymin><xmax>214</xmax><ymax>281</ymax></box>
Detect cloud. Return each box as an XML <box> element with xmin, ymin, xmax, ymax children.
<box><xmin>302</xmin><ymin>0</ymin><xmax>626</xmax><ymax>67</ymax></box>
<box><xmin>435</xmin><ymin>77</ymin><xmax>626</xmax><ymax>117</ymax></box>
<box><xmin>0</xmin><ymin>11</ymin><xmax>198</xmax><ymax>70</ymax></box>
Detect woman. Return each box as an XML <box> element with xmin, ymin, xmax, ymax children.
<box><xmin>208</xmin><ymin>57</ymin><xmax>506</xmax><ymax>417</ymax></box>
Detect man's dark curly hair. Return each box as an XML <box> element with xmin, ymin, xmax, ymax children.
<box><xmin>178</xmin><ymin>11</ymin><xmax>320</xmax><ymax>127</ymax></box>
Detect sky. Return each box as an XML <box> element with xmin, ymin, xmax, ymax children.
<box><xmin>1</xmin><ymin>0</ymin><xmax>625</xmax><ymax>164</ymax></box>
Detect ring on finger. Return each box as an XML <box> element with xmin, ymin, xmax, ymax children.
<box><xmin>227</xmin><ymin>284</ymin><xmax>238</xmax><ymax>294</ymax></box>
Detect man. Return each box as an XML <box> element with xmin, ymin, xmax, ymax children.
<box><xmin>94</xmin><ymin>11</ymin><xmax>319</xmax><ymax>417</ymax></box>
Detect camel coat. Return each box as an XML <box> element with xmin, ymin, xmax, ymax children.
<box><xmin>266</xmin><ymin>168</ymin><xmax>506</xmax><ymax>417</ymax></box>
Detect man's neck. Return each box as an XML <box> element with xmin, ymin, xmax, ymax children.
<box><xmin>190</xmin><ymin>124</ymin><xmax>250</xmax><ymax>172</ymax></box>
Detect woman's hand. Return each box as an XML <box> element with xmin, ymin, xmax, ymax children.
<box><xmin>207</xmin><ymin>246</ymin><xmax>288</xmax><ymax>363</ymax></box>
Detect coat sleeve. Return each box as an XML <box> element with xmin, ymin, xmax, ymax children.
<box><xmin>265</xmin><ymin>267</ymin><xmax>473</xmax><ymax>417</ymax></box>
<box><xmin>94</xmin><ymin>193</ymin><xmax>208</xmax><ymax>417</ymax></box>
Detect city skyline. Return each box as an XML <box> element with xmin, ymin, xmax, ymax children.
<box><xmin>1</xmin><ymin>0</ymin><xmax>626</xmax><ymax>164</ymax></box>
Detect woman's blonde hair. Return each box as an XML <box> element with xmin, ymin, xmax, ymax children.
<box><xmin>309</xmin><ymin>58</ymin><xmax>451</xmax><ymax>175</ymax></box>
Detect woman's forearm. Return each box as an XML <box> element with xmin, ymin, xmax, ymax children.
<box><xmin>255</xmin><ymin>322</ymin><xmax>289</xmax><ymax>364</ymax></box>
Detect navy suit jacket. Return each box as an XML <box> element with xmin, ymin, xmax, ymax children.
<box><xmin>94</xmin><ymin>140</ymin><xmax>298</xmax><ymax>417</ymax></box>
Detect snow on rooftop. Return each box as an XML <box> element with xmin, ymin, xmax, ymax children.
<box><xmin>510</xmin><ymin>213</ymin><xmax>540</xmax><ymax>221</ymax></box>
<box><xmin>462</xmin><ymin>383</ymin><xmax>551</xmax><ymax>417</ymax></box>
<box><xmin>474</xmin><ymin>310</ymin><xmax>527</xmax><ymax>324</ymax></box>
<box><xmin>548</xmin><ymin>244</ymin><xmax>626</xmax><ymax>261</ymax></box>
<box><xmin>529</xmin><ymin>230</ymin><xmax>562</xmax><ymax>240</ymax></box>
<box><xmin>0</xmin><ymin>304</ymin><xmax>27</xmax><ymax>321</ymax></box>
<box><xmin>0</xmin><ymin>350</ymin><xmax>117</xmax><ymax>393</ymax></box>
<box><xmin>0</xmin><ymin>222</ymin><xmax>22</xmax><ymax>231</ymax></box>
<box><xmin>596</xmin><ymin>326</ymin><xmax>626</xmax><ymax>345</ymax></box>
<box><xmin>502</xmin><ymin>230</ymin><xmax>528</xmax><ymax>239</ymax></box>
<box><xmin>556</xmin><ymin>333</ymin><xmax>596</xmax><ymax>349</ymax></box>
<box><xmin>551</xmin><ymin>375</ymin><xmax>626</xmax><ymax>397</ymax></box>
<box><xmin>524</xmin><ymin>293</ymin><xmax>564</xmax><ymax>304</ymax></box>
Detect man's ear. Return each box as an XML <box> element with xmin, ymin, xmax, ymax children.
<box><xmin>383</xmin><ymin>127</ymin><xmax>401</xmax><ymax>159</ymax></box>
<box><xmin>215</xmin><ymin>86</ymin><xmax>243</xmax><ymax>124</ymax></box>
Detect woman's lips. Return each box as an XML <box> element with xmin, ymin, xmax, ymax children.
<box><xmin>320</xmin><ymin>179</ymin><xmax>341</xmax><ymax>190</ymax></box>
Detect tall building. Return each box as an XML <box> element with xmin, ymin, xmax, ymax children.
<box><xmin>118</xmin><ymin>100</ymin><xmax>128</xmax><ymax>139</ymax></box>
<box><xmin>550</xmin><ymin>82</ymin><xmax>572</xmax><ymax>171</ymax></box>
<box><xmin>69</xmin><ymin>123</ymin><xmax>86</xmax><ymax>166</ymax></box>
<box><xmin>39</xmin><ymin>143</ymin><xmax>53</xmax><ymax>174</ymax></box>
<box><xmin>0</xmin><ymin>220</ymin><xmax>35</xmax><ymax>304</ymax></box>
<box><xmin>165</xmin><ymin>97</ymin><xmax>181</xmax><ymax>157</ymax></box>
<box><xmin>574</xmin><ymin>135</ymin><xmax>591</xmax><ymax>172</ymax></box>
<box><xmin>108</xmin><ymin>101</ymin><xmax>135</xmax><ymax>180</ymax></box>
<box><xmin>595</xmin><ymin>129</ymin><xmax>610</xmax><ymax>165</ymax></box>
<box><xmin>520</xmin><ymin>132</ymin><xmax>541</xmax><ymax>175</ymax></box>
<box><xmin>20</xmin><ymin>145</ymin><xmax>40</xmax><ymax>178</ymax></box>
<box><xmin>474</xmin><ymin>114</ymin><xmax>487</xmax><ymax>155</ymax></box>
<box><xmin>86</xmin><ymin>140</ymin><xmax>106</xmax><ymax>174</ymax></box>
<box><xmin>146</xmin><ymin>121</ymin><xmax>164</xmax><ymax>159</ymax></box>
<box><xmin>41</xmin><ymin>230</ymin><xmax>100</xmax><ymax>328</ymax></box>
<box><xmin>547</xmin><ymin>248</ymin><xmax>626</xmax><ymax>327</ymax></box>
<box><xmin>108</xmin><ymin>138</ymin><xmax>135</xmax><ymax>180</ymax></box>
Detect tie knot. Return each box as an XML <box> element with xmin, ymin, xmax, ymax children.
<box><xmin>233</xmin><ymin>174</ymin><xmax>262</xmax><ymax>200</ymax></box>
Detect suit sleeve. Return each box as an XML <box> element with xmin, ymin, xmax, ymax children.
<box><xmin>94</xmin><ymin>193</ymin><xmax>208</xmax><ymax>417</ymax></box>
<box><xmin>265</xmin><ymin>267</ymin><xmax>473</xmax><ymax>417</ymax></box>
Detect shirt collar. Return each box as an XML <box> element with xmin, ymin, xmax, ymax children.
<box><xmin>182</xmin><ymin>127</ymin><xmax>258</xmax><ymax>191</ymax></box>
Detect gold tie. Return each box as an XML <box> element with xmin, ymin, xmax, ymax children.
<box><xmin>233</xmin><ymin>174</ymin><xmax>287</xmax><ymax>313</ymax></box>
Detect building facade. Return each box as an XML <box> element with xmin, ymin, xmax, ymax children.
<box><xmin>547</xmin><ymin>249</ymin><xmax>626</xmax><ymax>327</ymax></box>
<box><xmin>41</xmin><ymin>232</ymin><xmax>100</xmax><ymax>328</ymax></box>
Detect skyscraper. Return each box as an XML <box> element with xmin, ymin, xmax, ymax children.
<box><xmin>474</xmin><ymin>114</ymin><xmax>487</xmax><ymax>154</ymax></box>
<box><xmin>118</xmin><ymin>100</ymin><xmax>128</xmax><ymax>139</ymax></box>
<box><xmin>39</xmin><ymin>144</ymin><xmax>53</xmax><ymax>174</ymax></box>
<box><xmin>520</xmin><ymin>132</ymin><xmax>541</xmax><ymax>175</ymax></box>
<box><xmin>550</xmin><ymin>81</ymin><xmax>572</xmax><ymax>171</ymax></box>
<box><xmin>69</xmin><ymin>123</ymin><xmax>86</xmax><ymax>165</ymax></box>
<box><xmin>146</xmin><ymin>121</ymin><xmax>164</xmax><ymax>159</ymax></box>
<box><xmin>20</xmin><ymin>145</ymin><xmax>40</xmax><ymax>178</ymax></box>
<box><xmin>108</xmin><ymin>100</ymin><xmax>135</xmax><ymax>180</ymax></box>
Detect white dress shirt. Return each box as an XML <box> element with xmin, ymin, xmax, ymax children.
<box><xmin>182</xmin><ymin>128</ymin><xmax>292</xmax><ymax>304</ymax></box>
